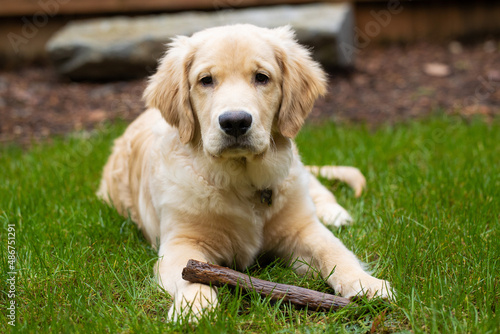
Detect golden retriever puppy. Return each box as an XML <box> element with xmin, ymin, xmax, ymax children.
<box><xmin>97</xmin><ymin>24</ymin><xmax>391</xmax><ymax>321</ymax></box>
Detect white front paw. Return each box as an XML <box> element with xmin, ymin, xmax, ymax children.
<box><xmin>317</xmin><ymin>202</ymin><xmax>353</xmax><ymax>227</ymax></box>
<box><xmin>333</xmin><ymin>274</ymin><xmax>393</xmax><ymax>300</ymax></box>
<box><xmin>168</xmin><ymin>284</ymin><xmax>218</xmax><ymax>323</ymax></box>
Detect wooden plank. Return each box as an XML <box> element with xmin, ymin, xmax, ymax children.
<box><xmin>354</xmin><ymin>1</ymin><xmax>500</xmax><ymax>42</ymax></box>
<box><xmin>0</xmin><ymin>0</ymin><xmax>325</xmax><ymax>16</ymax></box>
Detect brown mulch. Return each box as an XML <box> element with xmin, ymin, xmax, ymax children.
<box><xmin>1</xmin><ymin>40</ymin><xmax>499</xmax><ymax>146</ymax></box>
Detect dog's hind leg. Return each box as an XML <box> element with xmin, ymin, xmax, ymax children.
<box><xmin>306</xmin><ymin>166</ymin><xmax>366</xmax><ymax>198</ymax></box>
<box><xmin>306</xmin><ymin>166</ymin><xmax>366</xmax><ymax>227</ymax></box>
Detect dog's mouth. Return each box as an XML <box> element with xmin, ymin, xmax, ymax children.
<box><xmin>217</xmin><ymin>144</ymin><xmax>257</xmax><ymax>158</ymax></box>
<box><xmin>209</xmin><ymin>136</ymin><xmax>264</xmax><ymax>159</ymax></box>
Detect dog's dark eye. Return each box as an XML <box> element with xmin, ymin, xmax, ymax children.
<box><xmin>200</xmin><ymin>76</ymin><xmax>213</xmax><ymax>86</ymax></box>
<box><xmin>255</xmin><ymin>73</ymin><xmax>269</xmax><ymax>84</ymax></box>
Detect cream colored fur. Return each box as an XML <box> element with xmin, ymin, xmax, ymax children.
<box><xmin>97</xmin><ymin>24</ymin><xmax>391</xmax><ymax>321</ymax></box>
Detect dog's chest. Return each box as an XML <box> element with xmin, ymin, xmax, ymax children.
<box><xmin>150</xmin><ymin>142</ymin><xmax>294</xmax><ymax>268</ymax></box>
<box><xmin>214</xmin><ymin>186</ymin><xmax>282</xmax><ymax>268</ymax></box>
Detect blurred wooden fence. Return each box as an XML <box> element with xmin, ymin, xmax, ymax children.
<box><xmin>1</xmin><ymin>0</ymin><xmax>499</xmax><ymax>67</ymax></box>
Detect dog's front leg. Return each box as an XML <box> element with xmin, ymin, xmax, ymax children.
<box><xmin>155</xmin><ymin>241</ymin><xmax>218</xmax><ymax>322</ymax></box>
<box><xmin>267</xmin><ymin>202</ymin><xmax>392</xmax><ymax>300</ymax></box>
<box><xmin>295</xmin><ymin>221</ymin><xmax>392</xmax><ymax>299</ymax></box>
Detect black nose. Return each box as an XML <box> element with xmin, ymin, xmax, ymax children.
<box><xmin>218</xmin><ymin>111</ymin><xmax>253</xmax><ymax>138</ymax></box>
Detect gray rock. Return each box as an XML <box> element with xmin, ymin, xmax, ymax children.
<box><xmin>46</xmin><ymin>3</ymin><xmax>354</xmax><ymax>80</ymax></box>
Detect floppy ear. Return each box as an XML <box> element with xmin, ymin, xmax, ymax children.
<box><xmin>273</xmin><ymin>26</ymin><xmax>328</xmax><ymax>138</ymax></box>
<box><xmin>143</xmin><ymin>36</ymin><xmax>195</xmax><ymax>144</ymax></box>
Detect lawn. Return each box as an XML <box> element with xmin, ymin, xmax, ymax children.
<box><xmin>1</xmin><ymin>116</ymin><xmax>498</xmax><ymax>333</ymax></box>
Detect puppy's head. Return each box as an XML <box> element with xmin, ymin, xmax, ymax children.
<box><xmin>144</xmin><ymin>24</ymin><xmax>326</xmax><ymax>158</ymax></box>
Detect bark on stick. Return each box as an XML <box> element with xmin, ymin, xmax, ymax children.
<box><xmin>182</xmin><ymin>259</ymin><xmax>353</xmax><ymax>311</ymax></box>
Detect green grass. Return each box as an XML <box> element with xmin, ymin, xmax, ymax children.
<box><xmin>1</xmin><ymin>116</ymin><xmax>498</xmax><ymax>333</ymax></box>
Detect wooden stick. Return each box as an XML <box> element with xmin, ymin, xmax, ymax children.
<box><xmin>182</xmin><ymin>259</ymin><xmax>353</xmax><ymax>312</ymax></box>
